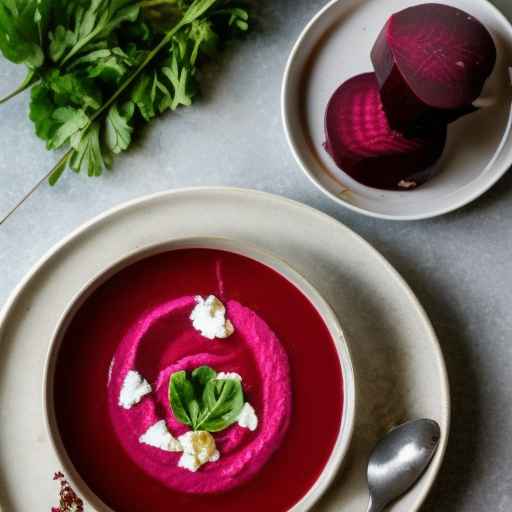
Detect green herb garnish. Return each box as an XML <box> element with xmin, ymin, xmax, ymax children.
<box><xmin>169</xmin><ymin>365</ymin><xmax>244</xmax><ymax>433</ymax></box>
<box><xmin>0</xmin><ymin>0</ymin><xmax>250</xmax><ymax>184</ymax></box>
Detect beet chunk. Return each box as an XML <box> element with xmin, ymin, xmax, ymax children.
<box><xmin>324</xmin><ymin>73</ymin><xmax>447</xmax><ymax>190</ymax></box>
<box><xmin>371</xmin><ymin>3</ymin><xmax>496</xmax><ymax>133</ymax></box>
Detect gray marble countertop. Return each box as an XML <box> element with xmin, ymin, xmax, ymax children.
<box><xmin>1</xmin><ymin>1</ymin><xmax>511</xmax><ymax>510</ymax></box>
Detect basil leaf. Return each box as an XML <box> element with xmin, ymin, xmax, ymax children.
<box><xmin>196</xmin><ymin>378</ymin><xmax>244</xmax><ymax>432</ymax></box>
<box><xmin>192</xmin><ymin>365</ymin><xmax>217</xmax><ymax>390</ymax></box>
<box><xmin>169</xmin><ymin>370</ymin><xmax>198</xmax><ymax>428</ymax></box>
<box><xmin>169</xmin><ymin>366</ymin><xmax>244</xmax><ymax>432</ymax></box>
<box><xmin>191</xmin><ymin>365</ymin><xmax>216</xmax><ymax>409</ymax></box>
<box><xmin>170</xmin><ymin>366</ymin><xmax>216</xmax><ymax>429</ymax></box>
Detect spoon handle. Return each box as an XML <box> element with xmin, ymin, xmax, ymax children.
<box><xmin>367</xmin><ymin>497</ymin><xmax>384</xmax><ymax>512</ymax></box>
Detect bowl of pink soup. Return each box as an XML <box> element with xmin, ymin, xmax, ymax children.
<box><xmin>43</xmin><ymin>237</ymin><xmax>356</xmax><ymax>512</ymax></box>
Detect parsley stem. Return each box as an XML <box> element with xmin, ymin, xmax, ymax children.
<box><xmin>90</xmin><ymin>20</ymin><xmax>186</xmax><ymax>123</ymax></box>
<box><xmin>0</xmin><ymin>71</ymin><xmax>38</xmax><ymax>105</ymax></box>
<box><xmin>139</xmin><ymin>0</ymin><xmax>179</xmax><ymax>6</ymax></box>
<box><xmin>0</xmin><ymin>161</ymin><xmax>59</xmax><ymax>226</ymax></box>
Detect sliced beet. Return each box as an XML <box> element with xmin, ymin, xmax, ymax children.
<box><xmin>324</xmin><ymin>73</ymin><xmax>447</xmax><ymax>191</ymax></box>
<box><xmin>371</xmin><ymin>3</ymin><xmax>496</xmax><ymax>133</ymax></box>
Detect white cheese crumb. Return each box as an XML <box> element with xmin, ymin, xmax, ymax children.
<box><xmin>398</xmin><ymin>179</ymin><xmax>417</xmax><ymax>190</ymax></box>
<box><xmin>237</xmin><ymin>402</ymin><xmax>258</xmax><ymax>431</ymax></box>
<box><xmin>178</xmin><ymin>431</ymin><xmax>220</xmax><ymax>472</ymax></box>
<box><xmin>216</xmin><ymin>372</ymin><xmax>242</xmax><ymax>381</ymax></box>
<box><xmin>139</xmin><ymin>420</ymin><xmax>182</xmax><ymax>452</ymax></box>
<box><xmin>190</xmin><ymin>295</ymin><xmax>234</xmax><ymax>340</ymax></box>
<box><xmin>119</xmin><ymin>370</ymin><xmax>152</xmax><ymax>409</ymax></box>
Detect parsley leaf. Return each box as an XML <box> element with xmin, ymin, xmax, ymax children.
<box><xmin>0</xmin><ymin>0</ymin><xmax>46</xmax><ymax>68</ymax></box>
<box><xmin>29</xmin><ymin>69</ymin><xmax>102</xmax><ymax>149</ymax></box>
<box><xmin>225</xmin><ymin>7</ymin><xmax>249</xmax><ymax>31</ymax></box>
<box><xmin>46</xmin><ymin>69</ymin><xmax>103</xmax><ymax>111</ymax></box>
<box><xmin>29</xmin><ymin>83</ymin><xmax>60</xmax><ymax>141</ymax></box>
<box><xmin>161</xmin><ymin>52</ymin><xmax>193</xmax><ymax>110</ymax></box>
<box><xmin>189</xmin><ymin>19</ymin><xmax>219</xmax><ymax>64</ymax></box>
<box><xmin>105</xmin><ymin>101</ymin><xmax>134</xmax><ymax>154</ymax></box>
<box><xmin>69</xmin><ymin>46</ymin><xmax>140</xmax><ymax>84</ymax></box>
<box><xmin>48</xmin><ymin>25</ymin><xmax>76</xmax><ymax>63</ymax></box>
<box><xmin>49</xmin><ymin>106</ymin><xmax>90</xmax><ymax>149</ymax></box>
<box><xmin>51</xmin><ymin>0</ymin><xmax>141</xmax><ymax>65</ymax></box>
<box><xmin>69</xmin><ymin>121</ymin><xmax>107</xmax><ymax>176</ymax></box>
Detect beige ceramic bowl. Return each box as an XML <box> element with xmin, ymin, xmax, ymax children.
<box><xmin>43</xmin><ymin>236</ymin><xmax>356</xmax><ymax>512</ymax></box>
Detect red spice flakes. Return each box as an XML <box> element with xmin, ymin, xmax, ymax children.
<box><xmin>51</xmin><ymin>472</ymin><xmax>83</xmax><ymax>512</ymax></box>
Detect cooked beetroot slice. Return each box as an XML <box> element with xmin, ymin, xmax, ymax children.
<box><xmin>371</xmin><ymin>3</ymin><xmax>496</xmax><ymax>132</ymax></box>
<box><xmin>324</xmin><ymin>73</ymin><xmax>447</xmax><ymax>190</ymax></box>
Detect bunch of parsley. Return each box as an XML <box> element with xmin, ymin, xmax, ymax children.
<box><xmin>0</xmin><ymin>0</ymin><xmax>249</xmax><ymax>184</ymax></box>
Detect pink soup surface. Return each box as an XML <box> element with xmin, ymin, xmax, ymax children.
<box><xmin>54</xmin><ymin>249</ymin><xmax>343</xmax><ymax>512</ymax></box>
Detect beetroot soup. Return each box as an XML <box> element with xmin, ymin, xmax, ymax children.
<box><xmin>54</xmin><ymin>249</ymin><xmax>343</xmax><ymax>512</ymax></box>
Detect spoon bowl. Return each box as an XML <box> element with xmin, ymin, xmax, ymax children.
<box><xmin>367</xmin><ymin>419</ymin><xmax>441</xmax><ymax>512</ymax></box>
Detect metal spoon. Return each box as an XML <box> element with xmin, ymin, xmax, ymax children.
<box><xmin>367</xmin><ymin>419</ymin><xmax>441</xmax><ymax>512</ymax></box>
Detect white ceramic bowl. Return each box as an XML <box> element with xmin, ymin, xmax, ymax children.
<box><xmin>43</xmin><ymin>236</ymin><xmax>356</xmax><ymax>512</ymax></box>
<box><xmin>282</xmin><ymin>0</ymin><xmax>512</xmax><ymax>220</ymax></box>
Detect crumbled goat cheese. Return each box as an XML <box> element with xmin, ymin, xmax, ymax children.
<box><xmin>178</xmin><ymin>431</ymin><xmax>220</xmax><ymax>472</ymax></box>
<box><xmin>139</xmin><ymin>420</ymin><xmax>182</xmax><ymax>452</ymax></box>
<box><xmin>190</xmin><ymin>295</ymin><xmax>234</xmax><ymax>340</ymax></box>
<box><xmin>118</xmin><ymin>370</ymin><xmax>151</xmax><ymax>409</ymax></box>
<box><xmin>237</xmin><ymin>402</ymin><xmax>258</xmax><ymax>431</ymax></box>
<box><xmin>216</xmin><ymin>372</ymin><xmax>242</xmax><ymax>381</ymax></box>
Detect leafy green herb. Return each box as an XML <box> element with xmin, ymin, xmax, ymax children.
<box><xmin>192</xmin><ymin>365</ymin><xmax>217</xmax><ymax>390</ymax></box>
<box><xmin>170</xmin><ymin>369</ymin><xmax>201</xmax><ymax>427</ymax></box>
<box><xmin>196</xmin><ymin>377</ymin><xmax>244</xmax><ymax>432</ymax></box>
<box><xmin>169</xmin><ymin>365</ymin><xmax>244</xmax><ymax>433</ymax></box>
<box><xmin>69</xmin><ymin>121</ymin><xmax>107</xmax><ymax>176</ymax></box>
<box><xmin>0</xmin><ymin>0</ymin><xmax>251</xmax><ymax>184</ymax></box>
<box><xmin>105</xmin><ymin>101</ymin><xmax>135</xmax><ymax>153</ymax></box>
<box><xmin>49</xmin><ymin>106</ymin><xmax>90</xmax><ymax>149</ymax></box>
<box><xmin>69</xmin><ymin>46</ymin><xmax>139</xmax><ymax>83</ymax></box>
<box><xmin>50</xmin><ymin>0</ymin><xmax>141</xmax><ymax>66</ymax></box>
<box><xmin>0</xmin><ymin>0</ymin><xmax>46</xmax><ymax>69</ymax></box>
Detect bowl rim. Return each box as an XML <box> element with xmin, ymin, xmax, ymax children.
<box><xmin>42</xmin><ymin>235</ymin><xmax>357</xmax><ymax>512</ymax></box>
<box><xmin>281</xmin><ymin>0</ymin><xmax>512</xmax><ymax>221</ymax></box>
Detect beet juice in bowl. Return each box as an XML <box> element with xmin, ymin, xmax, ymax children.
<box><xmin>43</xmin><ymin>237</ymin><xmax>356</xmax><ymax>512</ymax></box>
